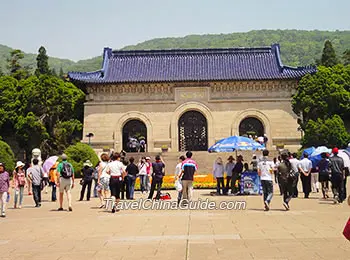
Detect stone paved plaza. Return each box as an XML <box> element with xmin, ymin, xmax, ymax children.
<box><xmin>1</xmin><ymin>181</ymin><xmax>349</xmax><ymax>260</ymax></box>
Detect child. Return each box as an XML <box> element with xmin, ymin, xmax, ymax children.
<box><xmin>0</xmin><ymin>163</ymin><xmax>10</xmax><ymax>217</ymax></box>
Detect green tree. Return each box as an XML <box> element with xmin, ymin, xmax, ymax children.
<box><xmin>53</xmin><ymin>119</ymin><xmax>83</xmax><ymax>153</ymax></box>
<box><xmin>64</xmin><ymin>142</ymin><xmax>99</xmax><ymax>177</ymax></box>
<box><xmin>0</xmin><ymin>73</ymin><xmax>85</xmax><ymax>156</ymax></box>
<box><xmin>320</xmin><ymin>40</ymin><xmax>338</xmax><ymax>67</ymax></box>
<box><xmin>302</xmin><ymin>115</ymin><xmax>350</xmax><ymax>148</ymax></box>
<box><xmin>16</xmin><ymin>75</ymin><xmax>85</xmax><ymax>154</ymax></box>
<box><xmin>7</xmin><ymin>49</ymin><xmax>29</xmax><ymax>80</ymax></box>
<box><xmin>35</xmin><ymin>46</ymin><xmax>50</xmax><ymax>76</ymax></box>
<box><xmin>0</xmin><ymin>76</ymin><xmax>20</xmax><ymax>132</ymax></box>
<box><xmin>0</xmin><ymin>139</ymin><xmax>15</xmax><ymax>172</ymax></box>
<box><xmin>59</xmin><ymin>67</ymin><xmax>64</xmax><ymax>79</ymax></box>
<box><xmin>343</xmin><ymin>49</ymin><xmax>350</xmax><ymax>65</ymax></box>
<box><xmin>14</xmin><ymin>112</ymin><xmax>49</xmax><ymax>155</ymax></box>
<box><xmin>292</xmin><ymin>65</ymin><xmax>350</xmax><ymax>129</ymax></box>
<box><xmin>51</xmin><ymin>68</ymin><xmax>57</xmax><ymax>77</ymax></box>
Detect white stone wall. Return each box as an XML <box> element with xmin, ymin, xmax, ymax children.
<box><xmin>82</xmin><ymin>80</ymin><xmax>302</xmax><ymax>152</ymax></box>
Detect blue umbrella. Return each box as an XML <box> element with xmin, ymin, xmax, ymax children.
<box><xmin>309</xmin><ymin>154</ymin><xmax>323</xmax><ymax>168</ymax></box>
<box><xmin>208</xmin><ymin>136</ymin><xmax>264</xmax><ymax>153</ymax></box>
<box><xmin>301</xmin><ymin>147</ymin><xmax>315</xmax><ymax>158</ymax></box>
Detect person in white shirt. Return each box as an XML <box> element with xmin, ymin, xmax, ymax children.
<box><xmin>106</xmin><ymin>153</ymin><xmax>126</xmax><ymax>213</ymax></box>
<box><xmin>289</xmin><ymin>153</ymin><xmax>300</xmax><ymax>198</ymax></box>
<box><xmin>257</xmin><ymin>150</ymin><xmax>275</xmax><ymax>211</ymax></box>
<box><xmin>298</xmin><ymin>153</ymin><xmax>313</xmax><ymax>198</ymax></box>
<box><xmin>138</xmin><ymin>157</ymin><xmax>148</xmax><ymax>194</ymax></box>
<box><xmin>97</xmin><ymin>153</ymin><xmax>110</xmax><ymax>208</ymax></box>
<box><xmin>213</xmin><ymin>157</ymin><xmax>225</xmax><ymax>195</ymax></box>
<box><xmin>175</xmin><ymin>156</ymin><xmax>186</xmax><ymax>205</ymax></box>
<box><xmin>224</xmin><ymin>156</ymin><xmax>235</xmax><ymax>195</ymax></box>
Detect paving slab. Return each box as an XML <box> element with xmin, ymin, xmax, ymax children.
<box><xmin>0</xmin><ymin>181</ymin><xmax>349</xmax><ymax>260</ymax></box>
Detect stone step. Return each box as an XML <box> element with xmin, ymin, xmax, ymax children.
<box><xmin>124</xmin><ymin>150</ymin><xmax>280</xmax><ymax>175</ymax></box>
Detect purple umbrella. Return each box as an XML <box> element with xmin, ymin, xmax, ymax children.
<box><xmin>43</xmin><ymin>156</ymin><xmax>59</xmax><ymax>173</ymax></box>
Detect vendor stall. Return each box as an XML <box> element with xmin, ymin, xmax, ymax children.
<box><xmin>240</xmin><ymin>171</ymin><xmax>262</xmax><ymax>195</ymax></box>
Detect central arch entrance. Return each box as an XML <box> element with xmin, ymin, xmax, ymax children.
<box><xmin>239</xmin><ymin>117</ymin><xmax>264</xmax><ymax>138</ymax></box>
<box><xmin>122</xmin><ymin>120</ymin><xmax>147</xmax><ymax>152</ymax></box>
<box><xmin>178</xmin><ymin>111</ymin><xmax>208</xmax><ymax>151</ymax></box>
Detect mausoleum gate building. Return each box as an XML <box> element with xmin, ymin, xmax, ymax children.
<box><xmin>69</xmin><ymin>44</ymin><xmax>316</xmax><ymax>153</ymax></box>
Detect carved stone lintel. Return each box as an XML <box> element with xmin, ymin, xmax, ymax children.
<box><xmin>209</xmin><ymin>80</ymin><xmax>297</xmax><ymax>100</ymax></box>
<box><xmin>87</xmin><ymin>83</ymin><xmax>175</xmax><ymax>102</ymax></box>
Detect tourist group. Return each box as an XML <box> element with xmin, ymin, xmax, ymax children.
<box><xmin>0</xmin><ymin>146</ymin><xmax>349</xmax><ymax>217</ymax></box>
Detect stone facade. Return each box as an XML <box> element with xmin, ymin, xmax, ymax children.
<box><xmin>82</xmin><ymin>80</ymin><xmax>302</xmax><ymax>153</ymax></box>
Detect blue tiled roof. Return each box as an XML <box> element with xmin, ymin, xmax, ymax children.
<box><xmin>68</xmin><ymin>44</ymin><xmax>316</xmax><ymax>83</ymax></box>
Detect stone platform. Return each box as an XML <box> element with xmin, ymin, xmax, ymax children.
<box><xmin>122</xmin><ymin>150</ymin><xmax>281</xmax><ymax>174</ymax></box>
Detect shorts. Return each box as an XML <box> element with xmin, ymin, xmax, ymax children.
<box><xmin>319</xmin><ymin>172</ymin><xmax>329</xmax><ymax>182</ymax></box>
<box><xmin>59</xmin><ymin>177</ymin><xmax>72</xmax><ymax>193</ymax></box>
<box><xmin>100</xmin><ymin>176</ymin><xmax>110</xmax><ymax>191</ymax></box>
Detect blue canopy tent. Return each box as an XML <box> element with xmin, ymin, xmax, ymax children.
<box><xmin>208</xmin><ymin>136</ymin><xmax>264</xmax><ymax>153</ymax></box>
<box><xmin>301</xmin><ymin>146</ymin><xmax>332</xmax><ymax>168</ymax></box>
<box><xmin>301</xmin><ymin>147</ymin><xmax>316</xmax><ymax>158</ymax></box>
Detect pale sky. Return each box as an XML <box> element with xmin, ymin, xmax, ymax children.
<box><xmin>0</xmin><ymin>0</ymin><xmax>349</xmax><ymax>61</ymax></box>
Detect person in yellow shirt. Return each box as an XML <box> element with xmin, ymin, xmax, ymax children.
<box><xmin>48</xmin><ymin>162</ymin><xmax>58</xmax><ymax>202</ymax></box>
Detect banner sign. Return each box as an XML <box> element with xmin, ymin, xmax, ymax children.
<box><xmin>240</xmin><ymin>171</ymin><xmax>262</xmax><ymax>195</ymax></box>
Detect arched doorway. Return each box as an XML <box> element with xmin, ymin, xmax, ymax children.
<box><xmin>122</xmin><ymin>120</ymin><xmax>147</xmax><ymax>152</ymax></box>
<box><xmin>178</xmin><ymin>111</ymin><xmax>208</xmax><ymax>151</ymax></box>
<box><xmin>239</xmin><ymin>117</ymin><xmax>264</xmax><ymax>138</ymax></box>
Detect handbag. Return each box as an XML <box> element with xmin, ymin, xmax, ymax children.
<box><xmin>79</xmin><ymin>179</ymin><xmax>84</xmax><ymax>185</ymax></box>
<box><xmin>343</xmin><ymin>218</ymin><xmax>350</xmax><ymax>241</ymax></box>
<box><xmin>175</xmin><ymin>179</ymin><xmax>182</xmax><ymax>192</ymax></box>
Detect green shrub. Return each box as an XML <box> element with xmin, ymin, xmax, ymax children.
<box><xmin>64</xmin><ymin>142</ymin><xmax>99</xmax><ymax>177</ymax></box>
<box><xmin>0</xmin><ymin>140</ymin><xmax>16</xmax><ymax>172</ymax></box>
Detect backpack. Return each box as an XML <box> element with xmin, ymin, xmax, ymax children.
<box><xmin>61</xmin><ymin>162</ymin><xmax>73</xmax><ymax>179</ymax></box>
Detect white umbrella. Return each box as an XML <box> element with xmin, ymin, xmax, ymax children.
<box><xmin>311</xmin><ymin>146</ymin><xmax>331</xmax><ymax>157</ymax></box>
<box><xmin>338</xmin><ymin>150</ymin><xmax>350</xmax><ymax>169</ymax></box>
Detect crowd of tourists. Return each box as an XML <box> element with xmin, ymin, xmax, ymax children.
<box><xmin>0</xmin><ymin>154</ymin><xmax>75</xmax><ymax>217</ymax></box>
<box><xmin>211</xmin><ymin>147</ymin><xmax>349</xmax><ymax>211</ymax></box>
<box><xmin>0</xmin><ymin>146</ymin><xmax>349</xmax><ymax>217</ymax></box>
<box><xmin>0</xmin><ymin>151</ymin><xmax>170</xmax><ymax>216</ymax></box>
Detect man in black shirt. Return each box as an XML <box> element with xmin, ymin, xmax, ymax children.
<box><xmin>126</xmin><ymin>157</ymin><xmax>139</xmax><ymax>200</ymax></box>
<box><xmin>329</xmin><ymin>148</ymin><xmax>345</xmax><ymax>203</ymax></box>
<box><xmin>231</xmin><ymin>155</ymin><xmax>244</xmax><ymax>194</ymax></box>
<box><xmin>80</xmin><ymin>160</ymin><xmax>94</xmax><ymax>201</ymax></box>
<box><xmin>148</xmin><ymin>155</ymin><xmax>165</xmax><ymax>200</ymax></box>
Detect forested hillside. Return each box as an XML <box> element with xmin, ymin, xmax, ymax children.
<box><xmin>1</xmin><ymin>30</ymin><xmax>349</xmax><ymax>74</ymax></box>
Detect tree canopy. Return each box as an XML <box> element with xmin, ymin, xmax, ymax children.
<box><xmin>302</xmin><ymin>115</ymin><xmax>350</xmax><ymax>148</ymax></box>
<box><xmin>0</xmin><ymin>139</ymin><xmax>16</xmax><ymax>172</ymax></box>
<box><xmin>320</xmin><ymin>40</ymin><xmax>338</xmax><ymax>67</ymax></box>
<box><xmin>292</xmin><ymin>65</ymin><xmax>350</xmax><ymax>148</ymax></box>
<box><xmin>35</xmin><ymin>46</ymin><xmax>50</xmax><ymax>76</ymax></box>
<box><xmin>0</xmin><ymin>47</ymin><xmax>85</xmax><ymax>159</ymax></box>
